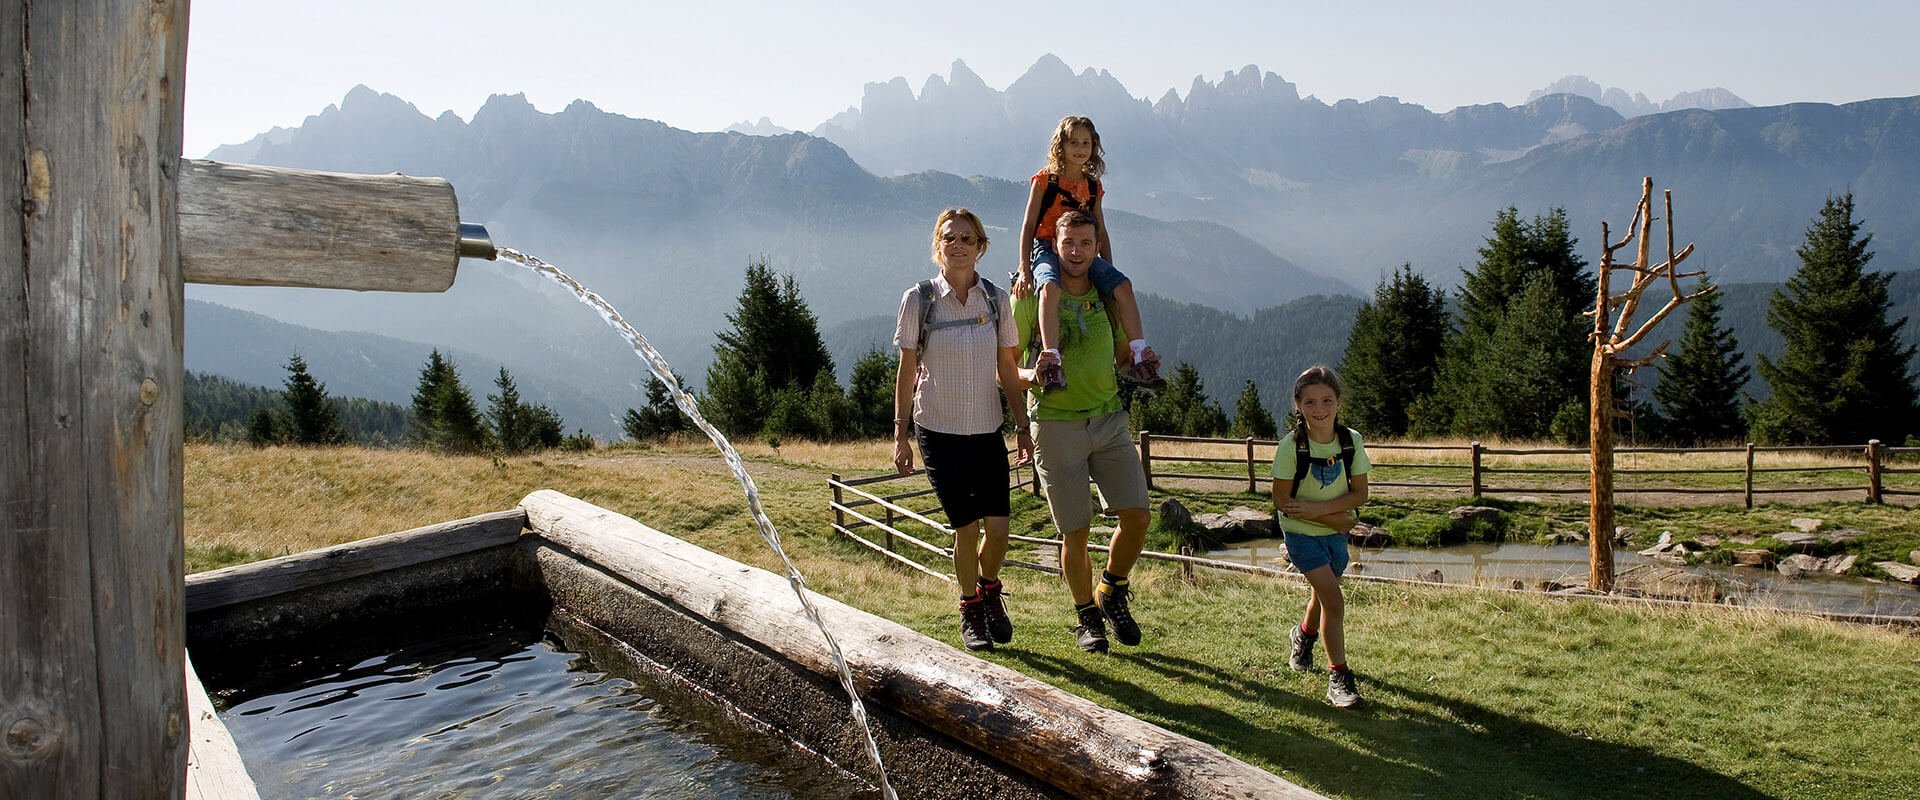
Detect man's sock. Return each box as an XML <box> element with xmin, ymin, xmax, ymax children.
<box><xmin>1331</xmin><ymin>662</ymin><xmax>1350</xmax><ymax>673</ymax></box>
<box><xmin>1100</xmin><ymin>571</ymin><xmax>1127</xmax><ymax>587</ymax></box>
<box><xmin>1301</xmin><ymin>623</ymin><xmax>1318</xmax><ymax>636</ymax></box>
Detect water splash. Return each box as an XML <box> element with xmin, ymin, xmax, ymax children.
<box><xmin>498</xmin><ymin>248</ymin><xmax>897</xmax><ymax>800</ymax></box>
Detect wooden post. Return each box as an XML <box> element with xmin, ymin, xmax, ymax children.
<box><xmin>830</xmin><ymin>473</ymin><xmax>846</xmax><ymax>529</ymax></box>
<box><xmin>1866</xmin><ymin>440</ymin><xmax>1883</xmax><ymax>504</ymax></box>
<box><xmin>3</xmin><ymin>1</ymin><xmax>190</xmax><ymax>797</ymax></box>
<box><xmin>1470</xmin><ymin>441</ymin><xmax>1483</xmax><ymax>497</ymax></box>
<box><xmin>1139</xmin><ymin>431</ymin><xmax>1155</xmax><ymax>491</ymax></box>
<box><xmin>1744</xmin><ymin>442</ymin><xmax>1756</xmax><ymax>509</ymax></box>
<box><xmin>1246</xmin><ymin>437</ymin><xmax>1257</xmax><ymax>494</ymax></box>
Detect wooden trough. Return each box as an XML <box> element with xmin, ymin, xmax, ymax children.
<box><xmin>182</xmin><ymin>491</ymin><xmax>1326</xmax><ymax>800</ymax></box>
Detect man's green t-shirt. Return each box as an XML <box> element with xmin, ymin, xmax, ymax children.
<box><xmin>1269</xmin><ymin>428</ymin><xmax>1372</xmax><ymax>536</ymax></box>
<box><xmin>1013</xmin><ymin>287</ymin><xmax>1123</xmax><ymax>421</ymax></box>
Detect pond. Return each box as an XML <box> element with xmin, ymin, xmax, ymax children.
<box><xmin>199</xmin><ymin>603</ymin><xmax>870</xmax><ymax>799</ymax></box>
<box><xmin>1208</xmin><ymin>539</ymin><xmax>1920</xmax><ymax>618</ymax></box>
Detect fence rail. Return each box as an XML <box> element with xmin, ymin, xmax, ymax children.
<box><xmin>1139</xmin><ymin>434</ymin><xmax>1915</xmax><ymax>508</ymax></box>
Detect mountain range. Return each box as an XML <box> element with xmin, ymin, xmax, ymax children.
<box><xmin>191</xmin><ymin>58</ymin><xmax>1920</xmax><ymax>436</ymax></box>
<box><xmin>809</xmin><ymin>56</ymin><xmax>1916</xmax><ymax>285</ymax></box>
<box><xmin>1525</xmin><ymin>75</ymin><xmax>1751</xmax><ymax>119</ymax></box>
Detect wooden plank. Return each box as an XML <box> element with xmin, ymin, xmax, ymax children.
<box><xmin>177</xmin><ymin>160</ymin><xmax>462</xmax><ymax>292</ymax></box>
<box><xmin>521</xmin><ymin>490</ymin><xmax>1326</xmax><ymax>800</ymax></box>
<box><xmin>183</xmin><ymin>656</ymin><xmax>260</xmax><ymax>800</ymax></box>
<box><xmin>185</xmin><ymin>509</ymin><xmax>526</xmax><ymax>614</ymax></box>
<box><xmin>4</xmin><ymin>2</ymin><xmax>189</xmax><ymax>797</ymax></box>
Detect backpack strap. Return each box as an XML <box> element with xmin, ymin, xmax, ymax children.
<box><xmin>1288</xmin><ymin>425</ymin><xmax>1357</xmax><ymax>499</ymax></box>
<box><xmin>917</xmin><ymin>277</ymin><xmax>1001</xmax><ymax>354</ymax></box>
<box><xmin>1031</xmin><ymin>174</ymin><xmax>1061</xmax><ymax>241</ymax></box>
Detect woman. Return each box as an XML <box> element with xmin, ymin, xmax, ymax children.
<box><xmin>893</xmin><ymin>208</ymin><xmax>1032</xmax><ymax>650</ymax></box>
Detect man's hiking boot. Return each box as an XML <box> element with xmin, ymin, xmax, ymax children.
<box><xmin>1288</xmin><ymin>626</ymin><xmax>1317</xmax><ymax>672</ymax></box>
<box><xmin>1073</xmin><ymin>604</ymin><xmax>1109</xmax><ymax>653</ymax></box>
<box><xmin>1035</xmin><ymin>351</ymin><xmax>1067</xmax><ymax>392</ymax></box>
<box><xmin>1095</xmin><ymin>580</ymin><xmax>1141</xmax><ymax>646</ymax></box>
<box><xmin>1327</xmin><ymin>668</ymin><xmax>1362</xmax><ymax>708</ymax></box>
<box><xmin>960</xmin><ymin>596</ymin><xmax>993</xmax><ymax>651</ymax></box>
<box><xmin>979</xmin><ymin>578</ymin><xmax>1013</xmax><ymax>644</ymax></box>
<box><xmin>1120</xmin><ymin>359</ymin><xmax>1166</xmax><ymax>391</ymax></box>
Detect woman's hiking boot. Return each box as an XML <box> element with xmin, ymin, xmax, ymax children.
<box><xmin>959</xmin><ymin>595</ymin><xmax>993</xmax><ymax>651</ymax></box>
<box><xmin>1095</xmin><ymin>580</ymin><xmax>1141</xmax><ymax>646</ymax></box>
<box><xmin>1073</xmin><ymin>604</ymin><xmax>1109</xmax><ymax>653</ymax></box>
<box><xmin>978</xmin><ymin>578</ymin><xmax>1013</xmax><ymax>644</ymax></box>
<box><xmin>1288</xmin><ymin>626</ymin><xmax>1317</xmax><ymax>672</ymax></box>
<box><xmin>1327</xmin><ymin>667</ymin><xmax>1362</xmax><ymax>708</ymax></box>
<box><xmin>1035</xmin><ymin>350</ymin><xmax>1067</xmax><ymax>392</ymax></box>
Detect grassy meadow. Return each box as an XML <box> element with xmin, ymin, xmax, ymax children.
<box><xmin>186</xmin><ymin>440</ymin><xmax>1920</xmax><ymax>800</ymax></box>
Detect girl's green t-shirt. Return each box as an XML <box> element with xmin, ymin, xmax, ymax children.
<box><xmin>1269</xmin><ymin>428</ymin><xmax>1371</xmax><ymax>536</ymax></box>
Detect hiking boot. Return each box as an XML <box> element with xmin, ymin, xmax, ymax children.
<box><xmin>1120</xmin><ymin>359</ymin><xmax>1166</xmax><ymax>390</ymax></box>
<box><xmin>1035</xmin><ymin>350</ymin><xmax>1067</xmax><ymax>392</ymax></box>
<box><xmin>1095</xmin><ymin>580</ymin><xmax>1141</xmax><ymax>647</ymax></box>
<box><xmin>960</xmin><ymin>596</ymin><xmax>994</xmax><ymax>651</ymax></box>
<box><xmin>979</xmin><ymin>579</ymin><xmax>1013</xmax><ymax>644</ymax></box>
<box><xmin>1327</xmin><ymin>668</ymin><xmax>1362</xmax><ymax>708</ymax></box>
<box><xmin>1288</xmin><ymin>626</ymin><xmax>1317</xmax><ymax>672</ymax></box>
<box><xmin>1073</xmin><ymin>604</ymin><xmax>1109</xmax><ymax>653</ymax></box>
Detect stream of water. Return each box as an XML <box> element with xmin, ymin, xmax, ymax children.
<box><xmin>496</xmin><ymin>249</ymin><xmax>897</xmax><ymax>800</ymax></box>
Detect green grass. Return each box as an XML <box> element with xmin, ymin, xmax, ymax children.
<box><xmin>188</xmin><ymin>442</ymin><xmax>1920</xmax><ymax>800</ymax></box>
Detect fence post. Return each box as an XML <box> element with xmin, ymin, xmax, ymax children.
<box><xmin>1744</xmin><ymin>442</ymin><xmax>1756</xmax><ymax>509</ymax></box>
<box><xmin>1867</xmin><ymin>439</ymin><xmax>1884</xmax><ymax>504</ymax></box>
<box><xmin>1470</xmin><ymin>441</ymin><xmax>1483</xmax><ymax>497</ymax></box>
<box><xmin>1246</xmin><ymin>437</ymin><xmax>1257</xmax><ymax>494</ymax></box>
<box><xmin>1140</xmin><ymin>431</ymin><xmax>1155</xmax><ymax>491</ymax></box>
<box><xmin>830</xmin><ymin>473</ymin><xmax>844</xmax><ymax>531</ymax></box>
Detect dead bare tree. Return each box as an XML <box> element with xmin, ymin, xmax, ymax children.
<box><xmin>1587</xmin><ymin>178</ymin><xmax>1712</xmax><ymax>592</ymax></box>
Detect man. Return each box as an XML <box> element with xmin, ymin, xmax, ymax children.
<box><xmin>1013</xmin><ymin>208</ymin><xmax>1161</xmax><ymax>653</ymax></box>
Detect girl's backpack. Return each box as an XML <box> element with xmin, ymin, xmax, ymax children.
<box><xmin>1286</xmin><ymin>425</ymin><xmax>1357</xmax><ymax>498</ymax></box>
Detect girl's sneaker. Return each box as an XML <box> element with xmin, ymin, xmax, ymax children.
<box><xmin>1120</xmin><ymin>359</ymin><xmax>1166</xmax><ymax>390</ymax></box>
<box><xmin>1035</xmin><ymin>351</ymin><xmax>1067</xmax><ymax>392</ymax></box>
<box><xmin>1288</xmin><ymin>626</ymin><xmax>1317</xmax><ymax>672</ymax></box>
<box><xmin>1327</xmin><ymin>668</ymin><xmax>1362</xmax><ymax>708</ymax></box>
<box><xmin>978</xmin><ymin>578</ymin><xmax>1013</xmax><ymax>644</ymax></box>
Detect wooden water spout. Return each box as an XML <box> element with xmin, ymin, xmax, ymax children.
<box><xmin>3</xmin><ymin>2</ymin><xmax>486</xmax><ymax>796</ymax></box>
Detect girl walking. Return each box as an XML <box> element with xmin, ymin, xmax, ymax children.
<box><xmin>1271</xmin><ymin>365</ymin><xmax>1371</xmax><ymax>707</ymax></box>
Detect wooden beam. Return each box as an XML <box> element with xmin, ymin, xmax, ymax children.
<box><xmin>520</xmin><ymin>490</ymin><xmax>1326</xmax><ymax>800</ymax></box>
<box><xmin>177</xmin><ymin>160</ymin><xmax>464</xmax><ymax>292</ymax></box>
<box><xmin>185</xmin><ymin>509</ymin><xmax>527</xmax><ymax>614</ymax></box>
<box><xmin>183</xmin><ymin>656</ymin><xmax>260</xmax><ymax>800</ymax></box>
<box><xmin>3</xmin><ymin>1</ymin><xmax>189</xmax><ymax>796</ymax></box>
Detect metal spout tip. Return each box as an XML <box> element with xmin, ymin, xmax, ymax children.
<box><xmin>457</xmin><ymin>222</ymin><xmax>497</xmax><ymax>260</ymax></box>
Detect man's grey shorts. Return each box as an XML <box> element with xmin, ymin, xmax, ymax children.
<box><xmin>1031</xmin><ymin>410</ymin><xmax>1150</xmax><ymax>534</ymax></box>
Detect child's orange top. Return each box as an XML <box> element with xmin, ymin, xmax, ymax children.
<box><xmin>1030</xmin><ymin>169</ymin><xmax>1102</xmax><ymax>237</ymax></box>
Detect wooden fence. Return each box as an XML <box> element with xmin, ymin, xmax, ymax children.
<box><xmin>1138</xmin><ymin>433</ymin><xmax>1919</xmax><ymax>508</ymax></box>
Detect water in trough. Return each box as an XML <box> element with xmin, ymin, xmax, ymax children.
<box><xmin>207</xmin><ymin>602</ymin><xmax>869</xmax><ymax>799</ymax></box>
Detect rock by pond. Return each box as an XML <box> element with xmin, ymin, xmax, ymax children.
<box><xmin>1449</xmin><ymin>506</ymin><xmax>1503</xmax><ymax>524</ymax></box>
<box><xmin>1879</xmin><ymin>562</ymin><xmax>1920</xmax><ymax>585</ymax></box>
<box><xmin>1615</xmin><ymin>564</ymin><xmax>1727</xmax><ymax>602</ymax></box>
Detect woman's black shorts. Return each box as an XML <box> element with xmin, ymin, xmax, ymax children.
<box><xmin>914</xmin><ymin>427</ymin><xmax>1011</xmax><ymax>527</ymax></box>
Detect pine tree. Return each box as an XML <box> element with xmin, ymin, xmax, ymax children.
<box><xmin>1135</xmin><ymin>362</ymin><xmax>1228</xmax><ymax>437</ymax></box>
<box><xmin>1652</xmin><ymin>281</ymin><xmax>1751</xmax><ymax>444</ymax></box>
<box><xmin>1229</xmin><ymin>380</ymin><xmax>1278</xmax><ymax>439</ymax></box>
<box><xmin>703</xmin><ymin>261</ymin><xmax>835</xmax><ymax>436</ymax></box>
<box><xmin>1340</xmin><ymin>264</ymin><xmax>1447</xmax><ymax>437</ymax></box>
<box><xmin>623</xmin><ymin>373</ymin><xmax>691</xmax><ymax>441</ymax></box>
<box><xmin>848</xmin><ymin>348</ymin><xmax>899</xmax><ymax>439</ymax></box>
<box><xmin>410</xmin><ymin>349</ymin><xmax>489</xmax><ymax>452</ymax></box>
<box><xmin>281</xmin><ymin>354</ymin><xmax>346</xmax><ymax>445</ymax></box>
<box><xmin>244</xmin><ymin>406</ymin><xmax>281</xmax><ymax>447</ymax></box>
<box><xmin>1754</xmin><ymin>194</ymin><xmax>1919</xmax><ymax>444</ymax></box>
<box><xmin>488</xmin><ymin>367</ymin><xmax>531</xmax><ymax>453</ymax></box>
<box><xmin>1425</xmin><ymin>207</ymin><xmax>1594</xmax><ymax>439</ymax></box>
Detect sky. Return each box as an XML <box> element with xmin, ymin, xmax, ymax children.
<box><xmin>183</xmin><ymin>0</ymin><xmax>1920</xmax><ymax>157</ymax></box>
